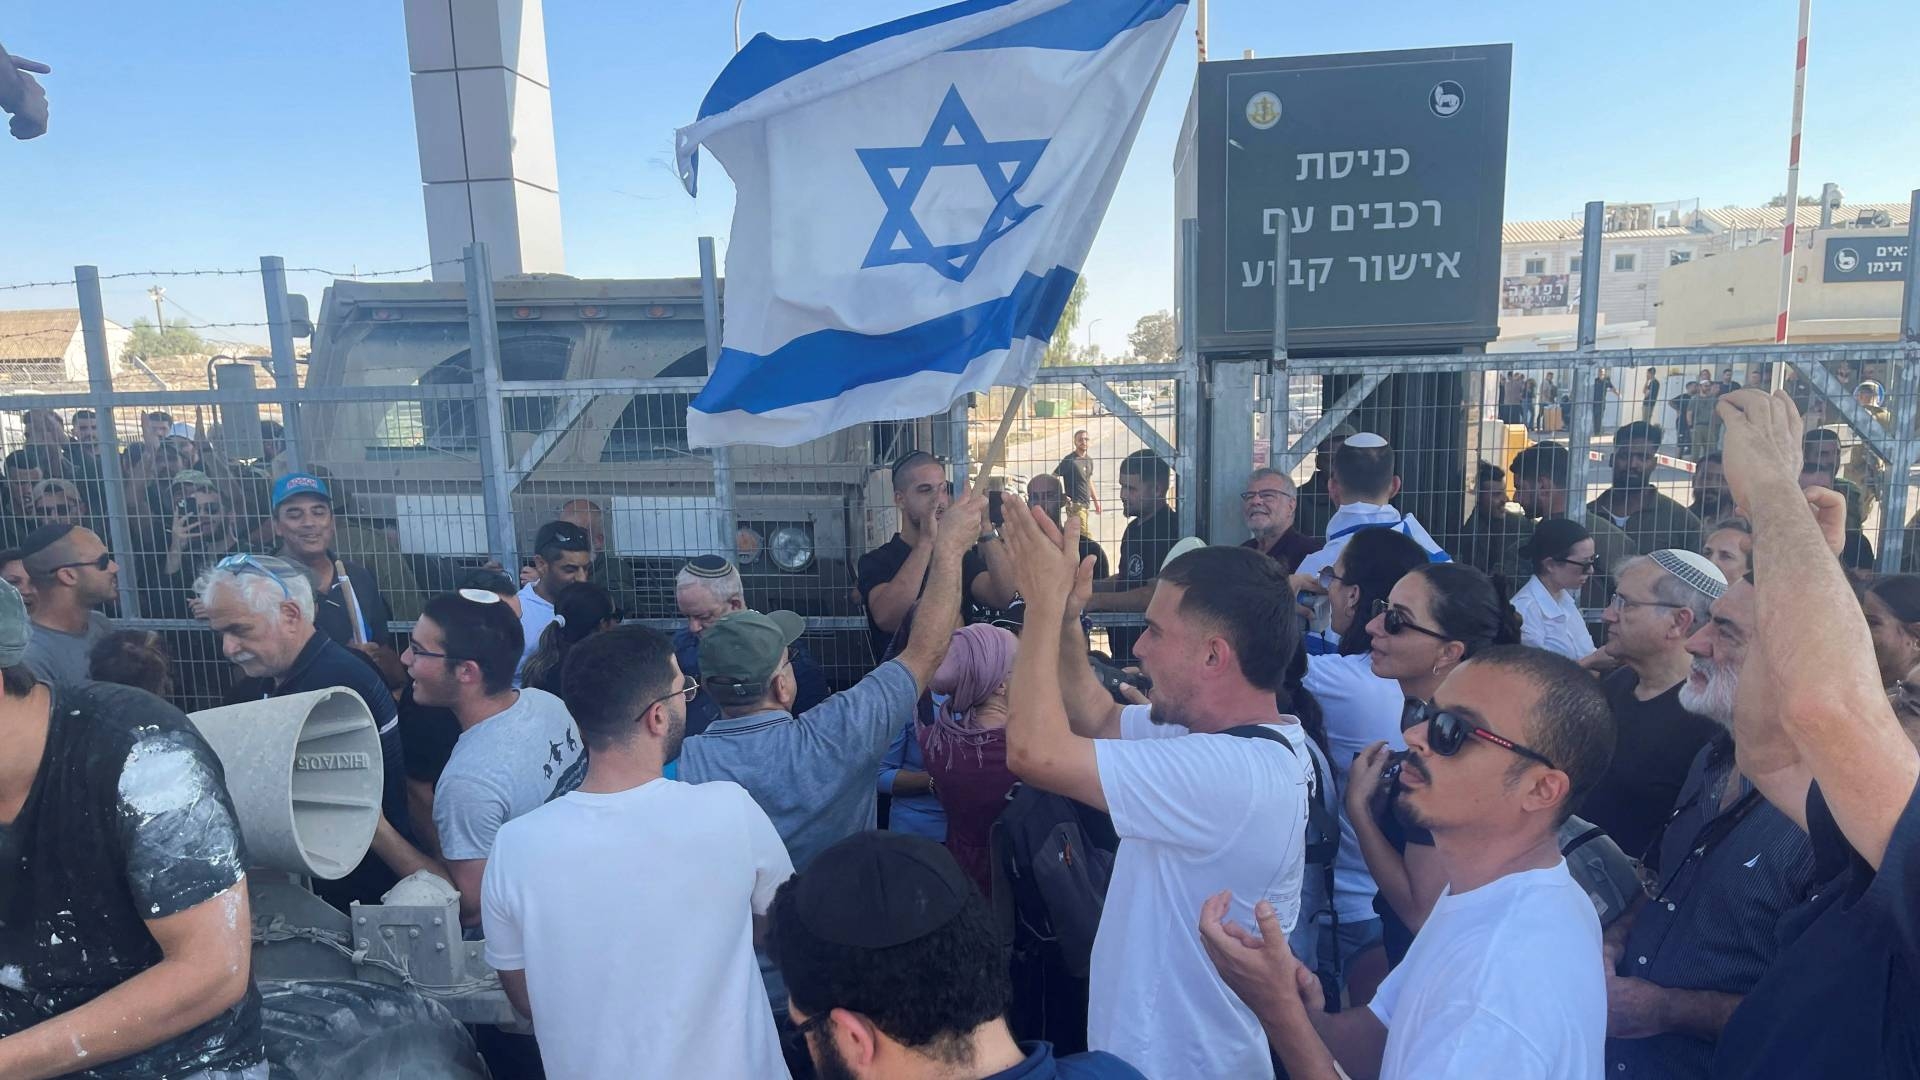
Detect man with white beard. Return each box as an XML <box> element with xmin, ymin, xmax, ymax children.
<box><xmin>1597</xmin><ymin>576</ymin><xmax>1817</xmax><ymax>1078</ymax></box>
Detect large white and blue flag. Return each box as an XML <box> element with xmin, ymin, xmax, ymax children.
<box><xmin>675</xmin><ymin>0</ymin><xmax>1187</xmax><ymax>447</ymax></box>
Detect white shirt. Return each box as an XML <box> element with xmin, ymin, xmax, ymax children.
<box><xmin>515</xmin><ymin>582</ymin><xmax>557</xmax><ymax>686</ymax></box>
<box><xmin>1296</xmin><ymin>502</ymin><xmax>1450</xmax><ymax>583</ymax></box>
<box><xmin>482</xmin><ymin>778</ymin><xmax>793</xmax><ymax>1080</ymax></box>
<box><xmin>1512</xmin><ymin>576</ymin><xmax>1597</xmax><ymax>663</ymax></box>
<box><xmin>1305</xmin><ymin>653</ymin><xmax>1408</xmax><ymax>923</ymax></box>
<box><xmin>1088</xmin><ymin>704</ymin><xmax>1310</xmax><ymax>1079</ymax></box>
<box><xmin>1368</xmin><ymin>860</ymin><xmax>1606</xmax><ymax>1079</ymax></box>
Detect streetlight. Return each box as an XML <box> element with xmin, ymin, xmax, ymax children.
<box><xmin>734</xmin><ymin>0</ymin><xmax>747</xmax><ymax>52</ymax></box>
<box><xmin>1083</xmin><ymin>317</ymin><xmax>1103</xmax><ymax>356</ymax></box>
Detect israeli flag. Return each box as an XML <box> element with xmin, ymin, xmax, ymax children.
<box><xmin>675</xmin><ymin>0</ymin><xmax>1187</xmax><ymax>448</ymax></box>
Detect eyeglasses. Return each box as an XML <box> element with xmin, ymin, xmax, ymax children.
<box><xmin>1405</xmin><ymin>700</ymin><xmax>1557</xmax><ymax>770</ymax></box>
<box><xmin>1240</xmin><ymin>489</ymin><xmax>1296</xmax><ymax>504</ymax></box>
<box><xmin>1607</xmin><ymin>592</ymin><xmax>1683</xmax><ymax>613</ymax></box>
<box><xmin>1318</xmin><ymin>567</ymin><xmax>1349</xmax><ymax>590</ymax></box>
<box><xmin>641</xmin><ymin>675</ymin><xmax>700</xmax><ymax>715</ymax></box>
<box><xmin>1371</xmin><ymin>598</ymin><xmax>1449</xmax><ymax>641</ymax></box>
<box><xmin>1549</xmin><ymin>556</ymin><xmax>1600</xmax><ymax>572</ymax></box>
<box><xmin>404</xmin><ymin>638</ymin><xmax>468</xmax><ymax>664</ymax></box>
<box><xmin>216</xmin><ymin>553</ymin><xmax>291</xmax><ymax>600</ymax></box>
<box><xmin>48</xmin><ymin>551</ymin><xmax>114</xmax><ymax>574</ymax></box>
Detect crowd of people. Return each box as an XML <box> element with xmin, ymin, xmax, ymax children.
<box><xmin>4</xmin><ymin>385</ymin><xmax>1920</xmax><ymax>1079</ymax></box>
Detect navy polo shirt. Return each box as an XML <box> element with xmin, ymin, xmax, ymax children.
<box><xmin>263</xmin><ymin>633</ymin><xmax>410</xmax><ymax>911</ymax></box>
<box><xmin>1608</xmin><ymin>739</ymin><xmax>1815</xmax><ymax>1077</ymax></box>
<box><xmin>1711</xmin><ymin>778</ymin><xmax>1920</xmax><ymax>1079</ymax></box>
<box><xmin>986</xmin><ymin>1042</ymin><xmax>1144</xmax><ymax>1079</ymax></box>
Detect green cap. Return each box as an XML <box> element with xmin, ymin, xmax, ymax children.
<box><xmin>698</xmin><ymin>609</ymin><xmax>806</xmax><ymax>705</ymax></box>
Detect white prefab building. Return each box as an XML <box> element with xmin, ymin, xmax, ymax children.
<box><xmin>0</xmin><ymin>308</ymin><xmax>131</xmax><ymax>387</ymax></box>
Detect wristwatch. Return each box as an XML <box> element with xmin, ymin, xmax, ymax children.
<box><xmin>978</xmin><ymin>528</ymin><xmax>1000</xmax><ymax>544</ymax></box>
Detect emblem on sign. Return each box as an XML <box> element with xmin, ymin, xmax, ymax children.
<box><xmin>1834</xmin><ymin>247</ymin><xmax>1859</xmax><ymax>273</ymax></box>
<box><xmin>1429</xmin><ymin>81</ymin><xmax>1464</xmax><ymax>118</ymax></box>
<box><xmin>1245</xmin><ymin>91</ymin><xmax>1282</xmax><ymax>130</ymax></box>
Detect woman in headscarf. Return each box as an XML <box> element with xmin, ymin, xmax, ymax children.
<box><xmin>918</xmin><ymin>622</ymin><xmax>1019</xmax><ymax>896</ymax></box>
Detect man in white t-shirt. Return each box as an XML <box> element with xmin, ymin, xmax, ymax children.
<box><xmin>1199</xmin><ymin>645</ymin><xmax>1618</xmax><ymax>1080</ymax></box>
<box><xmin>995</xmin><ymin>499</ymin><xmax>1311</xmax><ymax>1079</ymax></box>
<box><xmin>513</xmin><ymin>520</ymin><xmax>593</xmax><ymax>684</ymax></box>
<box><xmin>482</xmin><ymin>625</ymin><xmax>793</xmax><ymax>1080</ymax></box>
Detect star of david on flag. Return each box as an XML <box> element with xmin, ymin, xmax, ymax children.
<box><xmin>674</xmin><ymin>0</ymin><xmax>1188</xmax><ymax>448</ymax></box>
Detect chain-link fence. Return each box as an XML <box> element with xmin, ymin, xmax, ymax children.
<box><xmin>6</xmin><ymin>243</ymin><xmax>1914</xmax><ymax>707</ymax></box>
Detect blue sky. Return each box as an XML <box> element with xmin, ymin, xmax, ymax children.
<box><xmin>2</xmin><ymin>0</ymin><xmax>1915</xmax><ymax>358</ymax></box>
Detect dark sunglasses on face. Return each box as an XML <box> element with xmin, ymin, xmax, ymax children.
<box><xmin>49</xmin><ymin>552</ymin><xmax>113</xmax><ymax>573</ymax></box>
<box><xmin>1550</xmin><ymin>555</ymin><xmax>1600</xmax><ymax>572</ymax></box>
<box><xmin>1370</xmin><ymin>597</ymin><xmax>1449</xmax><ymax>641</ymax></box>
<box><xmin>1405</xmin><ymin>699</ymin><xmax>1557</xmax><ymax>770</ymax></box>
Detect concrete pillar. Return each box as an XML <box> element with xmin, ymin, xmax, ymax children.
<box><xmin>405</xmin><ymin>0</ymin><xmax>564</xmax><ymax>281</ymax></box>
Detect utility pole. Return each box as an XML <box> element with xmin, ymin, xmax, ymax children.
<box><xmin>148</xmin><ymin>285</ymin><xmax>165</xmax><ymax>328</ymax></box>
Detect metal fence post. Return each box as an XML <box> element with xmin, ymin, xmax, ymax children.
<box><xmin>75</xmin><ymin>266</ymin><xmax>142</xmax><ymax>617</ymax></box>
<box><xmin>1873</xmin><ymin>189</ymin><xmax>1920</xmax><ymax>571</ymax></box>
<box><xmin>699</xmin><ymin>237</ymin><xmax>738</xmax><ymax>562</ymax></box>
<box><xmin>464</xmin><ymin>243</ymin><xmax>519</xmax><ymax>571</ymax></box>
<box><xmin>1176</xmin><ymin>218</ymin><xmax>1203</xmax><ymax>539</ymax></box>
<box><xmin>259</xmin><ymin>255</ymin><xmax>304</xmax><ymax>472</ymax></box>
<box><xmin>1565</xmin><ymin>201</ymin><xmax>1606</xmax><ymax>516</ymax></box>
<box><xmin>1268</xmin><ymin>206</ymin><xmax>1291</xmax><ymax>467</ymax></box>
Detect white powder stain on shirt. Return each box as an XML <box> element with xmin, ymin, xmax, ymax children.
<box><xmin>0</xmin><ymin>964</ymin><xmax>25</xmax><ymax>991</ymax></box>
<box><xmin>117</xmin><ymin>741</ymin><xmax>206</xmax><ymax>817</ymax></box>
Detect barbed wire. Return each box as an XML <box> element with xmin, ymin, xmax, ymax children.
<box><xmin>0</xmin><ymin>319</ymin><xmax>273</xmax><ymax>344</ymax></box>
<box><xmin>0</xmin><ymin>258</ymin><xmax>464</xmax><ymax>294</ymax></box>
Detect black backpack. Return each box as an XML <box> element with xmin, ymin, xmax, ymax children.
<box><xmin>991</xmin><ymin>783</ymin><xmax>1119</xmax><ymax>980</ymax></box>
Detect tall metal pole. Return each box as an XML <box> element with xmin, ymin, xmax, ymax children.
<box><xmin>464</xmin><ymin>242</ymin><xmax>519</xmax><ymax>572</ymax></box>
<box><xmin>1268</xmin><ymin>209</ymin><xmax>1291</xmax><ymax>474</ymax></box>
<box><xmin>1566</xmin><ymin>201</ymin><xmax>1605</xmax><ymax>519</ymax></box>
<box><xmin>1773</xmin><ymin>0</ymin><xmax>1812</xmax><ymax>343</ymax></box>
<box><xmin>1195</xmin><ymin>0</ymin><xmax>1208</xmax><ymax>61</ymax></box>
<box><xmin>699</xmin><ymin>236</ymin><xmax>738</xmax><ymax>562</ymax></box>
<box><xmin>1876</xmin><ymin>188</ymin><xmax>1920</xmax><ymax>572</ymax></box>
<box><xmin>75</xmin><ymin>266</ymin><xmax>141</xmax><ymax>618</ymax></box>
<box><xmin>259</xmin><ymin>255</ymin><xmax>303</xmax><ymax>472</ymax></box>
<box><xmin>1176</xmin><ymin>218</ymin><xmax>1202</xmax><ymax>538</ymax></box>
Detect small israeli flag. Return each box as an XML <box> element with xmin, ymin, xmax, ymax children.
<box><xmin>675</xmin><ymin>0</ymin><xmax>1188</xmax><ymax>447</ymax></box>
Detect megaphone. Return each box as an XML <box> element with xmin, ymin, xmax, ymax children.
<box><xmin>188</xmin><ymin>688</ymin><xmax>383</xmax><ymax>880</ymax></box>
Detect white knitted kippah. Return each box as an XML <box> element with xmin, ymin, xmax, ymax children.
<box><xmin>1346</xmin><ymin>432</ymin><xmax>1389</xmax><ymax>449</ymax></box>
<box><xmin>1650</xmin><ymin>548</ymin><xmax>1728</xmax><ymax>599</ymax></box>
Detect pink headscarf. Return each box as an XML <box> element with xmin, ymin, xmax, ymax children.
<box><xmin>922</xmin><ymin>623</ymin><xmax>1017</xmax><ymax>761</ymax></box>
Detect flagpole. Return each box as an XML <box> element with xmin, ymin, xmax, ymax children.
<box><xmin>976</xmin><ymin>386</ymin><xmax>1029</xmax><ymax>484</ymax></box>
<box><xmin>1773</xmin><ymin>0</ymin><xmax>1812</xmax><ymax>344</ymax></box>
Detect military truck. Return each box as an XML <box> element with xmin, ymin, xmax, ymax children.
<box><xmin>296</xmin><ymin>273</ymin><xmax>918</xmax><ymax>677</ymax></box>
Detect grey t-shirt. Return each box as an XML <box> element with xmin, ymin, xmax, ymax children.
<box><xmin>679</xmin><ymin>659</ymin><xmax>918</xmax><ymax>873</ymax></box>
<box><xmin>24</xmin><ymin>611</ymin><xmax>113</xmax><ymax>687</ymax></box>
<box><xmin>433</xmin><ymin>687</ymin><xmax>588</xmax><ymax>862</ymax></box>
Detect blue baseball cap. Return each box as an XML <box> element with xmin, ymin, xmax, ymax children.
<box><xmin>271</xmin><ymin>472</ymin><xmax>331</xmax><ymax>511</ymax></box>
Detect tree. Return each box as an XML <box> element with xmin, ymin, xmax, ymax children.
<box><xmin>1042</xmin><ymin>278</ymin><xmax>1089</xmax><ymax>367</ymax></box>
<box><xmin>1764</xmin><ymin>193</ymin><xmax>1821</xmax><ymax>208</ymax></box>
<box><xmin>1128</xmin><ymin>310</ymin><xmax>1177</xmax><ymax>364</ymax></box>
<box><xmin>122</xmin><ymin>317</ymin><xmax>208</xmax><ymax>359</ymax></box>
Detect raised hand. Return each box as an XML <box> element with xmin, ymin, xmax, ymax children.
<box><xmin>937</xmin><ymin>490</ymin><xmax>987</xmax><ymax>559</ymax></box>
<box><xmin>1197</xmin><ymin>890</ymin><xmax>1320</xmax><ymax>1021</ymax></box>
<box><xmin>1717</xmin><ymin>388</ymin><xmax>1805</xmax><ymax>511</ymax></box>
<box><xmin>1343</xmin><ymin>741</ymin><xmax>1394</xmax><ymax>823</ymax></box>
<box><xmin>997</xmin><ymin>492</ymin><xmax>1091</xmax><ymax>618</ymax></box>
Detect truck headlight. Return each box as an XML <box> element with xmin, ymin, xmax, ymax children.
<box><xmin>736</xmin><ymin>526</ymin><xmax>764</xmax><ymax>566</ymax></box>
<box><xmin>769</xmin><ymin>525</ymin><xmax>814</xmax><ymax>572</ymax></box>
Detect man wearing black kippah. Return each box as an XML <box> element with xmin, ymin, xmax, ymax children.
<box><xmin>768</xmin><ymin>831</ymin><xmax>1144</xmax><ymax>1080</ymax></box>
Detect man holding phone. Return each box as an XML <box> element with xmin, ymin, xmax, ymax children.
<box><xmin>159</xmin><ymin>472</ymin><xmax>244</xmax><ymax>618</ymax></box>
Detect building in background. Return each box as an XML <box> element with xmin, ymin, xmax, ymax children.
<box><xmin>0</xmin><ymin>308</ymin><xmax>131</xmax><ymax>388</ymax></box>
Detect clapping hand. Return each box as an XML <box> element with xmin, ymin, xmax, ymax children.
<box><xmin>1197</xmin><ymin>891</ymin><xmax>1322</xmax><ymax>1021</ymax></box>
<box><xmin>997</xmin><ymin>492</ymin><xmax>1093</xmax><ymax>620</ymax></box>
<box><xmin>0</xmin><ymin>43</ymin><xmax>50</xmax><ymax>140</ymax></box>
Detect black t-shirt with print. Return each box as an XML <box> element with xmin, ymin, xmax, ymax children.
<box><xmin>1108</xmin><ymin>502</ymin><xmax>1179</xmax><ymax>661</ymax></box>
<box><xmin>0</xmin><ymin>682</ymin><xmax>264</xmax><ymax>1077</ymax></box>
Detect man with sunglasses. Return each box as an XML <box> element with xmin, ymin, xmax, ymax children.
<box><xmin>481</xmin><ymin>626</ymin><xmax>795</xmax><ymax>1080</ymax></box>
<box><xmin>199</xmin><ymin>555</ymin><xmax>440</xmax><ymax>913</ymax></box>
<box><xmin>859</xmin><ymin>451</ymin><xmax>1014</xmax><ymax>662</ymax></box>
<box><xmin>1581</xmin><ymin>551</ymin><xmax>1725</xmax><ymax>859</ymax></box>
<box><xmin>403</xmin><ymin>589</ymin><xmax>586</xmax><ymax>930</ymax></box>
<box><xmin>1200</xmin><ymin>646</ymin><xmax>1617</xmax><ymax>1080</ymax></box>
<box><xmin>18</xmin><ymin>522</ymin><xmax>115</xmax><ymax>688</ymax></box>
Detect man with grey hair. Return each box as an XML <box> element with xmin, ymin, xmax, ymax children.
<box><xmin>1597</xmin><ymin>575</ymin><xmax>1815</xmax><ymax>1075</ymax></box>
<box><xmin>1240</xmin><ymin>466</ymin><xmax>1321</xmax><ymax>572</ymax></box>
<box><xmin>673</xmin><ymin>554</ymin><xmax>829</xmax><ymax>736</ymax></box>
<box><xmin>198</xmin><ymin>554</ymin><xmax>441</xmax><ymax>910</ymax></box>
<box><xmin>1582</xmin><ymin>550</ymin><xmax>1726</xmax><ymax>858</ymax></box>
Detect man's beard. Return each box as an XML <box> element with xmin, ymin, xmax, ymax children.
<box><xmin>1613</xmin><ymin>466</ymin><xmax>1648</xmax><ymax>491</ymax></box>
<box><xmin>661</xmin><ymin>711</ymin><xmax>687</xmax><ymax>764</ymax></box>
<box><xmin>1698</xmin><ymin>490</ymin><xmax>1728</xmax><ymax>516</ymax></box>
<box><xmin>1148</xmin><ymin>699</ymin><xmax>1188</xmax><ymax>729</ymax></box>
<box><xmin>809</xmin><ymin>1025</ymin><xmax>858</xmax><ymax>1080</ymax></box>
<box><xmin>1677</xmin><ymin>658</ymin><xmax>1737</xmax><ymax>729</ymax></box>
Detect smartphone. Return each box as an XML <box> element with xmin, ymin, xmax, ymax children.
<box><xmin>987</xmin><ymin>490</ymin><xmax>1005</xmax><ymax>527</ymax></box>
<box><xmin>1090</xmin><ymin>658</ymin><xmax>1152</xmax><ymax>699</ymax></box>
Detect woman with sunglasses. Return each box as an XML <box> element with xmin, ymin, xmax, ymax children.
<box><xmin>1512</xmin><ymin>517</ymin><xmax>1598</xmax><ymax>662</ymax></box>
<box><xmin>1300</xmin><ymin>526</ymin><xmax>1432</xmax><ymax>1003</ymax></box>
<box><xmin>1344</xmin><ymin>562</ymin><xmax>1522</xmax><ymax>964</ymax></box>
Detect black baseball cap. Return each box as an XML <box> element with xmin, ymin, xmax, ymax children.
<box><xmin>790</xmin><ymin>831</ymin><xmax>974</xmax><ymax>948</ymax></box>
